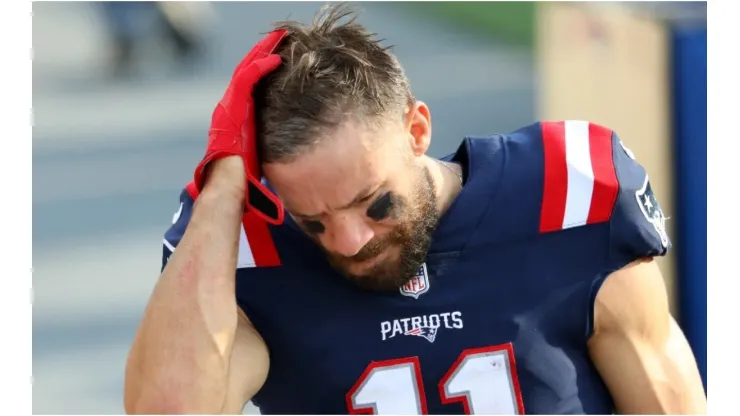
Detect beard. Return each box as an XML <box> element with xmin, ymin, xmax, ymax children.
<box><xmin>325</xmin><ymin>166</ymin><xmax>440</xmax><ymax>292</ymax></box>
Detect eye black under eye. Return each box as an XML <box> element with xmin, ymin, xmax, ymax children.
<box><xmin>302</xmin><ymin>220</ymin><xmax>325</xmax><ymax>234</ymax></box>
<box><xmin>366</xmin><ymin>192</ymin><xmax>395</xmax><ymax>221</ymax></box>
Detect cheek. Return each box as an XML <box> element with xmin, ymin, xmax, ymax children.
<box><xmin>371</xmin><ymin>214</ymin><xmax>413</xmax><ymax>244</ymax></box>
<box><xmin>372</xmin><ymin>219</ymin><xmax>400</xmax><ymax>235</ymax></box>
<box><xmin>382</xmin><ymin>190</ymin><xmax>419</xmax><ymax>224</ymax></box>
<box><xmin>391</xmin><ymin>194</ymin><xmax>412</xmax><ymax>220</ymax></box>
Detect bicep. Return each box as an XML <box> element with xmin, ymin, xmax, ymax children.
<box><xmin>222</xmin><ymin>309</ymin><xmax>270</xmax><ymax>414</ymax></box>
<box><xmin>588</xmin><ymin>259</ymin><xmax>706</xmax><ymax>414</ymax></box>
<box><xmin>589</xmin><ymin>314</ymin><xmax>705</xmax><ymax>414</ymax></box>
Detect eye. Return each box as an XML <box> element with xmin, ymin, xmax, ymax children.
<box><xmin>302</xmin><ymin>220</ymin><xmax>325</xmax><ymax>234</ymax></box>
<box><xmin>366</xmin><ymin>192</ymin><xmax>394</xmax><ymax>221</ymax></box>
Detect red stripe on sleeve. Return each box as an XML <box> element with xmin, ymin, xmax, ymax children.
<box><xmin>540</xmin><ymin>121</ymin><xmax>569</xmax><ymax>233</ymax></box>
<box><xmin>586</xmin><ymin>124</ymin><xmax>619</xmax><ymax>225</ymax></box>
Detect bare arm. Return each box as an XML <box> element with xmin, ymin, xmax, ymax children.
<box><xmin>124</xmin><ymin>157</ymin><xmax>269</xmax><ymax>414</ymax></box>
<box><xmin>588</xmin><ymin>258</ymin><xmax>706</xmax><ymax>414</ymax></box>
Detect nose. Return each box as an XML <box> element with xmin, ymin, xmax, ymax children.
<box><xmin>321</xmin><ymin>215</ymin><xmax>375</xmax><ymax>258</ymax></box>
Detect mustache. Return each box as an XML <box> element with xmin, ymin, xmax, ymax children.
<box><xmin>349</xmin><ymin>238</ymin><xmax>388</xmax><ymax>262</ymax></box>
<box><xmin>333</xmin><ymin>229</ymin><xmax>405</xmax><ymax>263</ymax></box>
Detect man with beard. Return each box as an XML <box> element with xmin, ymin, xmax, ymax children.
<box><xmin>124</xmin><ymin>4</ymin><xmax>706</xmax><ymax>415</ymax></box>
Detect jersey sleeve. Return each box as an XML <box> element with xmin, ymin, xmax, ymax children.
<box><xmin>160</xmin><ymin>184</ymin><xmax>283</xmax><ymax>273</ymax></box>
<box><xmin>161</xmin><ymin>188</ymin><xmax>196</xmax><ymax>272</ymax></box>
<box><xmin>607</xmin><ymin>128</ymin><xmax>671</xmax><ymax>265</ymax></box>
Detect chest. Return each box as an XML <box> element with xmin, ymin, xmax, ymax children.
<box><xmin>239</xmin><ymin>248</ymin><xmax>613</xmax><ymax>414</ymax></box>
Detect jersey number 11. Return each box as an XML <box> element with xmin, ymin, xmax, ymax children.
<box><xmin>346</xmin><ymin>344</ymin><xmax>525</xmax><ymax>414</ymax></box>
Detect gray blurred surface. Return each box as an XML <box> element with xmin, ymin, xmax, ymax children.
<box><xmin>32</xmin><ymin>2</ymin><xmax>535</xmax><ymax>414</ymax></box>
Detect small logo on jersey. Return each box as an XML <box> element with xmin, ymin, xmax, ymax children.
<box><xmin>399</xmin><ymin>263</ymin><xmax>429</xmax><ymax>299</ymax></box>
<box><xmin>636</xmin><ymin>175</ymin><xmax>669</xmax><ymax>248</ymax></box>
<box><xmin>381</xmin><ymin>311</ymin><xmax>463</xmax><ymax>343</ymax></box>
<box><xmin>405</xmin><ymin>326</ymin><xmax>439</xmax><ymax>343</ymax></box>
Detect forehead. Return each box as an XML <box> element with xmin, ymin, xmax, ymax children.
<box><xmin>263</xmin><ymin>123</ymin><xmax>405</xmax><ymax>214</ymax></box>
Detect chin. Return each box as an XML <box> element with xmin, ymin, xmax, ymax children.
<box><xmin>344</xmin><ymin>261</ymin><xmax>413</xmax><ymax>293</ymax></box>
<box><xmin>347</xmin><ymin>272</ymin><xmax>408</xmax><ymax>292</ymax></box>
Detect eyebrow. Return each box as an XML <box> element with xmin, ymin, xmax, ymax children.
<box><xmin>289</xmin><ymin>183</ymin><xmax>382</xmax><ymax>220</ymax></box>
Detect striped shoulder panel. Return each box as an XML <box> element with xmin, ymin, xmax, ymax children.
<box><xmin>539</xmin><ymin>120</ymin><xmax>619</xmax><ymax>233</ymax></box>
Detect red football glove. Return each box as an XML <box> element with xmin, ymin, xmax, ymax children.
<box><xmin>193</xmin><ymin>29</ymin><xmax>287</xmax><ymax>225</ymax></box>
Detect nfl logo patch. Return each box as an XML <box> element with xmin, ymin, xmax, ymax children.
<box><xmin>400</xmin><ymin>263</ymin><xmax>430</xmax><ymax>299</ymax></box>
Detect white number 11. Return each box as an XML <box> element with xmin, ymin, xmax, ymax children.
<box><xmin>346</xmin><ymin>344</ymin><xmax>525</xmax><ymax>415</ymax></box>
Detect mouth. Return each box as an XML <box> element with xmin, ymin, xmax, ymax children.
<box><xmin>350</xmin><ymin>250</ymin><xmax>384</xmax><ymax>267</ymax></box>
<box><xmin>348</xmin><ymin>247</ymin><xmax>397</xmax><ymax>273</ymax></box>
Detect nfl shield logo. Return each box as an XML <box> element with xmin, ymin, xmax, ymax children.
<box><xmin>400</xmin><ymin>263</ymin><xmax>430</xmax><ymax>299</ymax></box>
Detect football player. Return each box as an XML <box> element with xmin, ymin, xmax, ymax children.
<box><xmin>124</xmin><ymin>4</ymin><xmax>707</xmax><ymax>414</ymax></box>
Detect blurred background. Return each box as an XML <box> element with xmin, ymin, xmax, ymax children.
<box><xmin>32</xmin><ymin>1</ymin><xmax>706</xmax><ymax>414</ymax></box>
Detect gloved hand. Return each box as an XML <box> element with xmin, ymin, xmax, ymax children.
<box><xmin>193</xmin><ymin>29</ymin><xmax>287</xmax><ymax>225</ymax></box>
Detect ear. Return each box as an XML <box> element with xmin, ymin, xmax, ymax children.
<box><xmin>406</xmin><ymin>101</ymin><xmax>431</xmax><ymax>157</ymax></box>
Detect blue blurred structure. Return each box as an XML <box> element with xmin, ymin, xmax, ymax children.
<box><xmin>98</xmin><ymin>1</ymin><xmax>204</xmax><ymax>78</ymax></box>
<box><xmin>672</xmin><ymin>19</ymin><xmax>707</xmax><ymax>391</ymax></box>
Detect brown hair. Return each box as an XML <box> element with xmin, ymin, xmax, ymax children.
<box><xmin>255</xmin><ymin>3</ymin><xmax>414</xmax><ymax>163</ymax></box>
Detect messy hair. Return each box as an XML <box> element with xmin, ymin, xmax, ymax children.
<box><xmin>255</xmin><ymin>3</ymin><xmax>414</xmax><ymax>163</ymax></box>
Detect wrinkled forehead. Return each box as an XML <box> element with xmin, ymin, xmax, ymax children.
<box><xmin>262</xmin><ymin>123</ymin><xmax>406</xmax><ymax>215</ymax></box>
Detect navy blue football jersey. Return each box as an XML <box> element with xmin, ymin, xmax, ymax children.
<box><xmin>162</xmin><ymin>120</ymin><xmax>670</xmax><ymax>414</ymax></box>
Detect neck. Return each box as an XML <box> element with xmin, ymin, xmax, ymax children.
<box><xmin>422</xmin><ymin>156</ymin><xmax>463</xmax><ymax>216</ymax></box>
